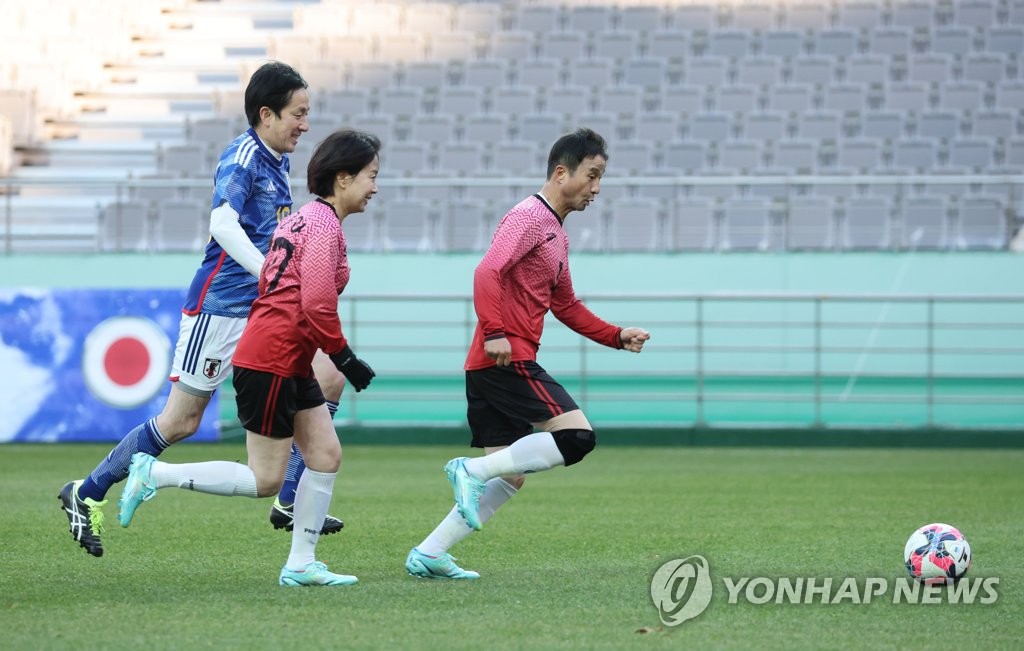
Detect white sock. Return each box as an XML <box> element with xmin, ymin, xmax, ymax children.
<box><xmin>286</xmin><ymin>468</ymin><xmax>336</xmax><ymax>569</ymax></box>
<box><xmin>151</xmin><ymin>460</ymin><xmax>258</xmax><ymax>497</ymax></box>
<box><xmin>464</xmin><ymin>432</ymin><xmax>564</xmax><ymax>481</ymax></box>
<box><xmin>417</xmin><ymin>478</ymin><xmax>518</xmax><ymax>556</ymax></box>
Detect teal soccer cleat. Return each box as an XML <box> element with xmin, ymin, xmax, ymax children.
<box><xmin>406</xmin><ymin>548</ymin><xmax>480</xmax><ymax>580</ymax></box>
<box><xmin>444</xmin><ymin>457</ymin><xmax>487</xmax><ymax>531</ymax></box>
<box><xmin>279</xmin><ymin>561</ymin><xmax>358</xmax><ymax>587</ymax></box>
<box><xmin>118</xmin><ymin>452</ymin><xmax>158</xmax><ymax>527</ymax></box>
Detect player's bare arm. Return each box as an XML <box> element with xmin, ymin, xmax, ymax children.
<box><xmin>620</xmin><ymin>327</ymin><xmax>651</xmax><ymax>353</ymax></box>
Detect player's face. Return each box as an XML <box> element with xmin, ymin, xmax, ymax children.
<box><xmin>261</xmin><ymin>88</ymin><xmax>310</xmax><ymax>154</ymax></box>
<box><xmin>341</xmin><ymin>155</ymin><xmax>380</xmax><ymax>215</ymax></box>
<box><xmin>561</xmin><ymin>155</ymin><xmax>606</xmax><ymax>212</ymax></box>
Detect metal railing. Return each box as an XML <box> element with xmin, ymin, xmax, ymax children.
<box><xmin>256</xmin><ymin>292</ymin><xmax>1024</xmax><ymax>430</ymax></box>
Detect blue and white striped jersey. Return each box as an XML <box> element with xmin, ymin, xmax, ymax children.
<box><xmin>183</xmin><ymin>128</ymin><xmax>292</xmax><ymax>317</ymax></box>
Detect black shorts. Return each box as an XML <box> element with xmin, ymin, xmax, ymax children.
<box><xmin>465</xmin><ymin>361</ymin><xmax>579</xmax><ymax>448</ymax></box>
<box><xmin>233</xmin><ymin>367</ymin><xmax>325</xmax><ymax>439</ymax></box>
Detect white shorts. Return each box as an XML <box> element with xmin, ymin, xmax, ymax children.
<box><xmin>170</xmin><ymin>312</ymin><xmax>247</xmax><ymax>397</ymax></box>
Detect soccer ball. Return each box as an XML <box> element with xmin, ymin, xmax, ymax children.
<box><xmin>904</xmin><ymin>523</ymin><xmax>971</xmax><ymax>584</ymax></box>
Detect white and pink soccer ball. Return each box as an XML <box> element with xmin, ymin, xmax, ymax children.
<box><xmin>904</xmin><ymin>523</ymin><xmax>971</xmax><ymax>584</ymax></box>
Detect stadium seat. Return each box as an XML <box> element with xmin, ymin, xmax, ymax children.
<box><xmin>787</xmin><ymin>196</ymin><xmax>836</xmax><ymax>250</ymax></box>
<box><xmin>892</xmin><ymin>0</ymin><xmax>935</xmax><ymax>29</ymax></box>
<box><xmin>568</xmin><ymin>5</ymin><xmax>613</xmax><ymax>32</ymax></box>
<box><xmin>916</xmin><ymin>111</ymin><xmax>960</xmax><ymax>140</ymax></box>
<box><xmin>869</xmin><ymin>27</ymin><xmax>912</xmax><ymax>56</ymax></box>
<box><xmin>575</xmin><ymin>113</ymin><xmax>615</xmax><ymax>142</ymax></box>
<box><xmin>684</xmin><ymin>57</ymin><xmax>729</xmax><ymax>86</ymax></box>
<box><xmin>846</xmin><ymin>55</ymin><xmax>891</xmax><ymax>85</ymax></box>
<box><xmin>955</xmin><ymin>0</ymin><xmax>997</xmax><ymax>28</ymax></box>
<box><xmin>403</xmin><ymin>61</ymin><xmax>446</xmax><ymax>88</ymax></box>
<box><xmin>736</xmin><ymin>57</ymin><xmax>783</xmax><ymax>86</ymax></box>
<box><xmin>634</xmin><ymin>111</ymin><xmax>679</xmax><ymax>142</ymax></box>
<box><xmin>837</xmin><ymin>139</ymin><xmax>883</xmax><ymax>173</ymax></box>
<box><xmin>928</xmin><ymin>27</ymin><xmax>972</xmax><ymax>55</ymax></box>
<box><xmin>669</xmin><ymin>196</ymin><xmax>716</xmax><ymax>250</ymax></box>
<box><xmin>790</xmin><ymin>56</ymin><xmax>835</xmax><ymax>86</ymax></box>
<box><xmin>836</xmin><ymin>1</ymin><xmax>884</xmax><ymax>29</ymax></box>
<box><xmin>463</xmin><ymin>113</ymin><xmax>510</xmax><ymax>144</ymax></box>
<box><xmin>492</xmin><ymin>85</ymin><xmax>540</xmax><ymax>116</ymax></box>
<box><xmin>741</xmin><ymin>112</ymin><xmax>789</xmax><ymax>141</ymax></box>
<box><xmin>707</xmin><ymin>30</ymin><xmax>752</xmax><ymax>58</ymax></box>
<box><xmin>767</xmin><ymin>85</ymin><xmax>814</xmax><ymax>114</ymax></box>
<box><xmin>349</xmin><ymin>2</ymin><xmax>400</xmax><ymax>33</ymax></box>
<box><xmin>341</xmin><ymin>209</ymin><xmax>377</xmax><ymax>253</ymax></box>
<box><xmin>622</xmin><ymin>57</ymin><xmax>667</xmax><ymax>88</ymax></box>
<box><xmin>732</xmin><ymin>3</ymin><xmax>776</xmax><ymax>30</ymax></box>
<box><xmin>567</xmin><ymin>57</ymin><xmax>615</xmax><ymax>88</ymax></box>
<box><xmin>544</xmin><ymin>85</ymin><xmax>592</xmax><ymax>118</ymax></box>
<box><xmin>562</xmin><ymin>203</ymin><xmax>606</xmax><ymax>252</ymax></box>
<box><xmin>538</xmin><ymin>30</ymin><xmax>586</xmax><ymax>61</ymax></box>
<box><xmin>324</xmin><ymin>35</ymin><xmax>373</xmax><ymax>63</ymax></box>
<box><xmin>427</xmin><ymin>31</ymin><xmax>476</xmax><ymax>62</ymax></box>
<box><xmin>885</xmin><ymin>83</ymin><xmax>929</xmax><ymax>112</ymax></box>
<box><xmin>771</xmin><ymin>139</ymin><xmax>818</xmax><ymax>173</ymax></box>
<box><xmin>986</xmin><ymin>26</ymin><xmax>1024</xmax><ymax>55</ymax></box>
<box><xmin>100</xmin><ymin>201</ymin><xmax>150</xmax><ymax>252</ymax></box>
<box><xmin>822</xmin><ymin>84</ymin><xmax>867</xmax><ymax>114</ymax></box>
<box><xmin>160</xmin><ymin>144</ymin><xmax>208</xmax><ymax>177</ymax></box>
<box><xmin>901</xmin><ymin>195</ymin><xmax>948</xmax><ymax>249</ymax></box>
<box><xmin>661</xmin><ymin>140</ymin><xmax>707</xmax><ymax>173</ymax></box>
<box><xmin>843</xmin><ymin>196</ymin><xmax>892</xmax><ymax>249</ymax></box>
<box><xmin>404</xmin><ymin>2</ymin><xmax>453</xmax><ymax>33</ymax></box>
<box><xmin>721</xmin><ymin>197</ymin><xmax>774</xmax><ymax>251</ymax></box>
<box><xmin>660</xmin><ymin>85</ymin><xmax>704</xmax><ymax>114</ymax></box>
<box><xmin>762</xmin><ymin>30</ymin><xmax>805</xmax><ymax>57</ymax></box>
<box><xmin>599</xmin><ymin>31</ymin><xmax>641</xmax><ymax>61</ymax></box>
<box><xmin>608</xmin><ymin>140</ymin><xmax>653</xmax><ymax>175</ymax></box>
<box><xmin>797</xmin><ymin>111</ymin><xmax>842</xmax><ymax>141</ymax></box>
<box><xmin>647</xmin><ymin>30</ymin><xmax>689</xmax><ymax>60</ymax></box>
<box><xmin>387</xmin><ymin>142</ymin><xmax>429</xmax><ymax>176</ymax></box>
<box><xmin>381</xmin><ymin>199</ymin><xmax>433</xmax><ymax>253</ymax></box>
<box><xmin>716</xmin><ymin>140</ymin><xmax>762</xmax><ymax>172</ymax></box>
<box><xmin>814</xmin><ymin>29</ymin><xmax>858</xmax><ymax>57</ymax></box>
<box><xmin>377</xmin><ymin>33</ymin><xmax>427</xmax><ymax>64</ymax></box>
<box><xmin>350</xmin><ymin>62</ymin><xmax>396</xmax><ymax>90</ymax></box>
<box><xmin>956</xmin><ymin>195</ymin><xmax>1007</xmax><ymax>250</ymax></box>
<box><xmin>597</xmin><ymin>86</ymin><xmax>642</xmax><ymax>117</ymax></box>
<box><xmin>907</xmin><ymin>54</ymin><xmax>954</xmax><ymax>85</ymax></box>
<box><xmin>154</xmin><ymin>200</ymin><xmax>206</xmax><ymax>252</ymax></box>
<box><xmin>490</xmin><ymin>31</ymin><xmax>534</xmax><ymax>60</ymax></box>
<box><xmin>409</xmin><ymin>114</ymin><xmax>454</xmax><ymax>144</ymax></box>
<box><xmin>962</xmin><ymin>53</ymin><xmax>1006</xmax><ymax>84</ymax></box>
<box><xmin>437</xmin><ymin>199</ymin><xmax>488</xmax><ymax>252</ymax></box>
<box><xmin>940</xmin><ymin>81</ymin><xmax>985</xmax><ymax>111</ymax></box>
<box><xmin>607</xmin><ymin>198</ymin><xmax>662</xmax><ymax>252</ymax></box>
<box><xmin>1007</xmin><ymin>138</ymin><xmax>1024</xmax><ymax>167</ymax></box>
<box><xmin>515</xmin><ymin>58</ymin><xmax>562</xmax><ymax>88</ymax></box>
<box><xmin>994</xmin><ymin>81</ymin><xmax>1024</xmax><ymax>110</ymax></box>
<box><xmin>517</xmin><ymin>113</ymin><xmax>564</xmax><ymax>145</ymax></box>
<box><xmin>437</xmin><ymin>87</ymin><xmax>483</xmax><ymax>116</ymax></box>
<box><xmin>892</xmin><ymin>139</ymin><xmax>939</xmax><ymax>171</ymax></box>
<box><xmin>712</xmin><ymin>85</ymin><xmax>759</xmax><ymax>114</ymax></box>
<box><xmin>688</xmin><ymin>112</ymin><xmax>732</xmax><ymax>141</ymax></box>
<box><xmin>971</xmin><ymin>110</ymin><xmax>1015</xmax><ymax>138</ymax></box>
<box><xmin>377</xmin><ymin>87</ymin><xmax>423</xmax><ymax>119</ymax></box>
<box><xmin>619</xmin><ymin>5</ymin><xmax>662</xmax><ymax>34</ymax></box>
<box><xmin>323</xmin><ymin>89</ymin><xmax>370</xmax><ymax>119</ymax></box>
<box><xmin>455</xmin><ymin>3</ymin><xmax>502</xmax><ymax>34</ymax></box>
<box><xmin>464</xmin><ymin>59</ymin><xmax>509</xmax><ymax>88</ymax></box>
<box><xmin>671</xmin><ymin>4</ymin><xmax>716</xmax><ymax>32</ymax></box>
<box><xmin>861</xmin><ymin>111</ymin><xmax>905</xmax><ymax>140</ymax></box>
<box><xmin>513</xmin><ymin>4</ymin><xmax>563</xmax><ymax>34</ymax></box>
<box><xmin>487</xmin><ymin>140</ymin><xmax>537</xmax><ymax>175</ymax></box>
<box><xmin>784</xmin><ymin>1</ymin><xmax>831</xmax><ymax>30</ymax></box>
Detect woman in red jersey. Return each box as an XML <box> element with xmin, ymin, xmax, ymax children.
<box><xmin>119</xmin><ymin>130</ymin><xmax>380</xmax><ymax>587</ymax></box>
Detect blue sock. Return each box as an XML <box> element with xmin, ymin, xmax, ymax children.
<box><xmin>78</xmin><ymin>418</ymin><xmax>169</xmax><ymax>502</ymax></box>
<box><xmin>277</xmin><ymin>400</ymin><xmax>338</xmax><ymax>506</ymax></box>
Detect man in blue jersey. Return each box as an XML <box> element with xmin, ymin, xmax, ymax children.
<box><xmin>59</xmin><ymin>61</ymin><xmax>347</xmax><ymax>557</ymax></box>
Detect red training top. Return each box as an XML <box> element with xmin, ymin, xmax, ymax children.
<box><xmin>465</xmin><ymin>194</ymin><xmax>622</xmax><ymax>371</ymax></box>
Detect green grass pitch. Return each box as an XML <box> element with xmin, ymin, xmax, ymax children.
<box><xmin>3</xmin><ymin>443</ymin><xmax>1022</xmax><ymax>650</ymax></box>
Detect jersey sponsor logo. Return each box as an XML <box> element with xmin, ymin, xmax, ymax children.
<box><xmin>203</xmin><ymin>357</ymin><xmax>223</xmax><ymax>379</ymax></box>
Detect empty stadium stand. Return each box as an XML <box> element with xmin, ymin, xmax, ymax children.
<box><xmin>1</xmin><ymin>0</ymin><xmax>1022</xmax><ymax>253</ymax></box>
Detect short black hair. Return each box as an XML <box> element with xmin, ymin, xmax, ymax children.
<box><xmin>546</xmin><ymin>128</ymin><xmax>608</xmax><ymax>179</ymax></box>
<box><xmin>244</xmin><ymin>61</ymin><xmax>308</xmax><ymax>128</ymax></box>
<box><xmin>306</xmin><ymin>129</ymin><xmax>382</xmax><ymax>197</ymax></box>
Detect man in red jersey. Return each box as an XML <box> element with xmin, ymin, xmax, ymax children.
<box><xmin>406</xmin><ymin>128</ymin><xmax>651</xmax><ymax>580</ymax></box>
<box><xmin>119</xmin><ymin>130</ymin><xmax>380</xmax><ymax>586</ymax></box>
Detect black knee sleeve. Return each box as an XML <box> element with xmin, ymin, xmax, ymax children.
<box><xmin>551</xmin><ymin>429</ymin><xmax>596</xmax><ymax>466</ymax></box>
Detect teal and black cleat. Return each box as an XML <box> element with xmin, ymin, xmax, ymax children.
<box><xmin>279</xmin><ymin>561</ymin><xmax>358</xmax><ymax>587</ymax></box>
<box><xmin>444</xmin><ymin>457</ymin><xmax>486</xmax><ymax>531</ymax></box>
<box><xmin>59</xmin><ymin>480</ymin><xmax>107</xmax><ymax>557</ymax></box>
<box><xmin>406</xmin><ymin>548</ymin><xmax>480</xmax><ymax>580</ymax></box>
<box><xmin>118</xmin><ymin>452</ymin><xmax>157</xmax><ymax>527</ymax></box>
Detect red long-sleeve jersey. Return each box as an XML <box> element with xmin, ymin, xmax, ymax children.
<box><xmin>233</xmin><ymin>199</ymin><xmax>350</xmax><ymax>378</ymax></box>
<box><xmin>465</xmin><ymin>194</ymin><xmax>622</xmax><ymax>370</ymax></box>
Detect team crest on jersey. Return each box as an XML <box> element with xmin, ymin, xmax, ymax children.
<box><xmin>203</xmin><ymin>358</ymin><xmax>223</xmax><ymax>379</ymax></box>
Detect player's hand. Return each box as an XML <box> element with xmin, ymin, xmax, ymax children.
<box><xmin>620</xmin><ymin>327</ymin><xmax>650</xmax><ymax>353</ymax></box>
<box><xmin>329</xmin><ymin>345</ymin><xmax>375</xmax><ymax>392</ymax></box>
<box><xmin>484</xmin><ymin>337</ymin><xmax>513</xmax><ymax>366</ymax></box>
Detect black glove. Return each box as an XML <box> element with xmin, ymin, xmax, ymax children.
<box><xmin>330</xmin><ymin>345</ymin><xmax>375</xmax><ymax>392</ymax></box>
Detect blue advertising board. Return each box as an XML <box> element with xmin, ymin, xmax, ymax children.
<box><xmin>0</xmin><ymin>288</ymin><xmax>219</xmax><ymax>442</ymax></box>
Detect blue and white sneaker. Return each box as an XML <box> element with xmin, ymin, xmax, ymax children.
<box><xmin>279</xmin><ymin>561</ymin><xmax>358</xmax><ymax>587</ymax></box>
<box><xmin>118</xmin><ymin>452</ymin><xmax>157</xmax><ymax>527</ymax></box>
<box><xmin>406</xmin><ymin>548</ymin><xmax>480</xmax><ymax>580</ymax></box>
<box><xmin>444</xmin><ymin>457</ymin><xmax>486</xmax><ymax>531</ymax></box>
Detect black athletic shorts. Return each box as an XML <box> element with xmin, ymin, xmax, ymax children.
<box><xmin>465</xmin><ymin>361</ymin><xmax>579</xmax><ymax>448</ymax></box>
<box><xmin>233</xmin><ymin>367</ymin><xmax>325</xmax><ymax>439</ymax></box>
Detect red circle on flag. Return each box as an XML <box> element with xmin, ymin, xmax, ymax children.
<box><xmin>104</xmin><ymin>337</ymin><xmax>150</xmax><ymax>387</ymax></box>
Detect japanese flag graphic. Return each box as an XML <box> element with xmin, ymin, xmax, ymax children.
<box><xmin>82</xmin><ymin>317</ymin><xmax>171</xmax><ymax>409</ymax></box>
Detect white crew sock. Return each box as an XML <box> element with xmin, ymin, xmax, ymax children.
<box><xmin>286</xmin><ymin>468</ymin><xmax>336</xmax><ymax>569</ymax></box>
<box><xmin>464</xmin><ymin>432</ymin><xmax>565</xmax><ymax>481</ymax></box>
<box><xmin>417</xmin><ymin>478</ymin><xmax>518</xmax><ymax>556</ymax></box>
<box><xmin>151</xmin><ymin>460</ymin><xmax>258</xmax><ymax>497</ymax></box>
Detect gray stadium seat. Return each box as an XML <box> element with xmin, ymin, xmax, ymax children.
<box><xmin>455</xmin><ymin>3</ymin><xmax>501</xmax><ymax>33</ymax></box>
<box><xmin>427</xmin><ymin>31</ymin><xmax>476</xmax><ymax>62</ymax></box>
<box><xmin>403</xmin><ymin>61</ymin><xmax>446</xmax><ymax>88</ymax></box>
<box><xmin>688</xmin><ymin>112</ymin><xmax>732</xmax><ymax>141</ymax></box>
<box><xmin>463</xmin><ymin>114</ymin><xmax>509</xmax><ymax>144</ymax></box>
<box><xmin>861</xmin><ymin>111</ymin><xmax>905</xmax><ymax>139</ymax></box>
<box><xmin>712</xmin><ymin>85</ymin><xmax>759</xmax><ymax>113</ymax></box>
<box><xmin>761</xmin><ymin>30</ymin><xmax>804</xmax><ymax>57</ymax></box>
<box><xmin>437</xmin><ymin>199</ymin><xmax>488</xmax><ymax>252</ymax></box>
<box><xmin>956</xmin><ymin>195</ymin><xmax>1007</xmax><ymax>250</ymax></box>
<box><xmin>381</xmin><ymin>199</ymin><xmax>433</xmax><ymax>252</ymax></box>
<box><xmin>823</xmin><ymin>83</ymin><xmax>867</xmax><ymax>113</ymax></box>
<box><xmin>567</xmin><ymin>57</ymin><xmax>615</xmax><ymax>88</ymax></box>
<box><xmin>837</xmin><ymin>139</ymin><xmax>883</xmax><ymax>172</ymax></box>
<box><xmin>155</xmin><ymin>200</ymin><xmax>206</xmax><ymax>253</ymax></box>
<box><xmin>1007</xmin><ymin>138</ymin><xmax>1024</xmax><ymax>167</ymax></box>
<box><xmin>671</xmin><ymin>4</ymin><xmax>716</xmax><ymax>32</ymax></box>
<box><xmin>716</xmin><ymin>140</ymin><xmax>762</xmax><ymax>172</ymax></box>
<box><xmin>986</xmin><ymin>26</ymin><xmax>1024</xmax><ymax>54</ymax></box>
<box><xmin>323</xmin><ymin>89</ymin><xmax>370</xmax><ymax>118</ymax></box>
<box><xmin>660</xmin><ymin>85</ymin><xmax>704</xmax><ymax>114</ymax></box>
<box><xmin>324</xmin><ymin>35</ymin><xmax>373</xmax><ymax>63</ymax></box>
<box><xmin>928</xmin><ymin>27</ymin><xmax>972</xmax><ymax>55</ymax></box>
<box><xmin>492</xmin><ymin>85</ymin><xmax>540</xmax><ymax>116</ymax></box>
<box><xmin>387</xmin><ymin>142</ymin><xmax>429</xmax><ymax>176</ymax></box>
<box><xmin>741</xmin><ymin>112</ymin><xmax>789</xmax><ymax>141</ymax></box>
<box><xmin>661</xmin><ymin>140</ymin><xmax>707</xmax><ymax>173</ymax></box>
<box><xmin>732</xmin><ymin>3</ymin><xmax>776</xmax><ymax>30</ymax></box>
<box><xmin>633</xmin><ymin>111</ymin><xmax>679</xmax><ymax>142</ymax></box>
<box><xmin>376</xmin><ymin>33</ymin><xmax>427</xmax><ymax>64</ymax></box>
<box><xmin>562</xmin><ymin>203</ymin><xmax>605</xmax><ymax>252</ymax></box>
<box><xmin>901</xmin><ymin>195</ymin><xmax>948</xmax><ymax>249</ymax></box>
<box><xmin>955</xmin><ymin>0</ymin><xmax>996</xmax><ymax>28</ymax></box>
<box><xmin>490</xmin><ymin>31</ymin><xmax>534</xmax><ymax>60</ymax></box>
<box><xmin>885</xmin><ymin>83</ymin><xmax>929</xmax><ymax>112</ymax></box>
<box><xmin>814</xmin><ymin>29</ymin><xmax>858</xmax><ymax>57</ymax></box>
<box><xmin>514</xmin><ymin>4</ymin><xmax>563</xmax><ymax>33</ymax></box>
<box><xmin>907</xmin><ymin>54</ymin><xmax>954</xmax><ymax>84</ymax></box>
<box><xmin>790</xmin><ymin>56</ymin><xmax>835</xmax><ymax>86</ymax></box>
<box><xmin>620</xmin><ymin>5</ymin><xmax>662</xmax><ymax>32</ymax></box>
<box><xmin>963</xmin><ymin>53</ymin><xmax>1006</xmax><ymax>83</ymax></box>
<box><xmin>487</xmin><ymin>140</ymin><xmax>537</xmax><ymax>175</ymax></box>
<box><xmin>837</xmin><ymin>1</ymin><xmax>884</xmax><ymax>29</ymax></box>
<box><xmin>575</xmin><ymin>113</ymin><xmax>616</xmax><ymax>142</ymax></box>
<box><xmin>437</xmin><ymin>142</ymin><xmax>484</xmax><ymax>175</ymax></box>
<box><xmin>670</xmin><ymin>196</ymin><xmax>716</xmax><ymax>250</ymax></box>
<box><xmin>160</xmin><ymin>144</ymin><xmax>208</xmax><ymax>176</ymax></box>
<box><xmin>517</xmin><ymin>113</ymin><xmax>564</xmax><ymax>145</ymax></box>
<box><xmin>787</xmin><ymin>196</ymin><xmax>836</xmax><ymax>250</ymax></box>
<box><xmin>846</xmin><ymin>55</ymin><xmax>890</xmax><ymax>85</ymax></box>
<box><xmin>607</xmin><ymin>198</ymin><xmax>662</xmax><ymax>252</ymax></box>
<box><xmin>684</xmin><ymin>57</ymin><xmax>729</xmax><ymax>86</ymax></box>
<box><xmin>971</xmin><ymin>110</ymin><xmax>1015</xmax><ymax>138</ymax></box>
<box><xmin>843</xmin><ymin>196</ymin><xmax>892</xmax><ymax>249</ymax></box>
<box><xmin>940</xmin><ymin>81</ymin><xmax>985</xmax><ymax>111</ymax></box>
<box><xmin>599</xmin><ymin>31</ymin><xmax>641</xmax><ymax>61</ymax></box>
<box><xmin>539</xmin><ymin>30</ymin><xmax>586</xmax><ymax>61</ymax></box>
<box><xmin>377</xmin><ymin>87</ymin><xmax>423</xmax><ymax>119</ymax></box>
<box><xmin>438</xmin><ymin>87</ymin><xmax>483</xmax><ymax>116</ymax></box>
<box><xmin>995</xmin><ymin>81</ymin><xmax>1024</xmax><ymax>110</ymax></box>
<box><xmin>736</xmin><ymin>57</ymin><xmax>783</xmax><ymax>86</ymax></box>
<box><xmin>597</xmin><ymin>86</ymin><xmax>643</xmax><ymax>117</ymax></box>
<box><xmin>767</xmin><ymin>85</ymin><xmax>814</xmax><ymax>114</ymax></box>
<box><xmin>707</xmin><ymin>30</ymin><xmax>751</xmax><ymax>58</ymax></box>
<box><xmin>797</xmin><ymin>111</ymin><xmax>842</xmax><ymax>141</ymax></box>
<box><xmin>409</xmin><ymin>114</ymin><xmax>454</xmax><ymax>144</ymax></box>
<box><xmin>544</xmin><ymin>85</ymin><xmax>591</xmax><ymax>117</ymax></box>
<box><xmin>100</xmin><ymin>201</ymin><xmax>150</xmax><ymax>252</ymax></box>
<box><xmin>784</xmin><ymin>1</ymin><xmax>830</xmax><ymax>29</ymax></box>
<box><xmin>916</xmin><ymin>111</ymin><xmax>960</xmax><ymax>139</ymax></box>
<box><xmin>622</xmin><ymin>57</ymin><xmax>666</xmax><ymax>88</ymax></box>
<box><xmin>892</xmin><ymin>139</ymin><xmax>938</xmax><ymax>171</ymax></box>
<box><xmin>721</xmin><ymin>197</ymin><xmax>773</xmax><ymax>251</ymax></box>
<box><xmin>647</xmin><ymin>30</ymin><xmax>689</xmax><ymax>60</ymax></box>
<box><xmin>948</xmin><ymin>138</ymin><xmax>995</xmax><ymax>171</ymax></box>
<box><xmin>771</xmin><ymin>139</ymin><xmax>817</xmax><ymax>173</ymax></box>
<box><xmin>350</xmin><ymin>62</ymin><xmax>395</xmax><ymax>90</ymax></box>
<box><xmin>892</xmin><ymin>1</ymin><xmax>935</xmax><ymax>28</ymax></box>
<box><xmin>339</xmin><ymin>208</ymin><xmax>377</xmax><ymax>252</ymax></box>
<box><xmin>869</xmin><ymin>27</ymin><xmax>912</xmax><ymax>56</ymax></box>
<box><xmin>464</xmin><ymin>59</ymin><xmax>509</xmax><ymax>88</ymax></box>
<box><xmin>568</xmin><ymin>4</ymin><xmax>613</xmax><ymax>32</ymax></box>
<box><xmin>608</xmin><ymin>140</ymin><xmax>654</xmax><ymax>175</ymax></box>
